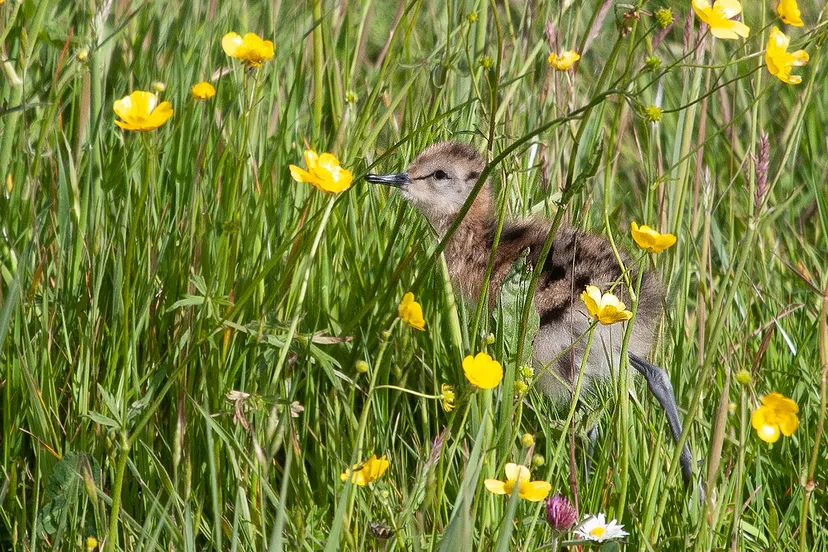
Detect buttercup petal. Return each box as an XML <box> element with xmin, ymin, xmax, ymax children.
<box><xmin>791</xmin><ymin>50</ymin><xmax>809</xmax><ymax>67</ymax></box>
<box><xmin>113</xmin><ymin>96</ymin><xmax>134</xmax><ymax>122</ymax></box>
<box><xmin>504</xmin><ymin>463</ymin><xmax>529</xmax><ymax>483</ymax></box>
<box><xmin>758</xmin><ymin>423</ymin><xmax>781</xmax><ymax>443</ymax></box>
<box><xmin>304</xmin><ymin>150</ymin><xmax>319</xmax><ymax>170</ymax></box>
<box><xmin>484</xmin><ymin>479</ymin><xmax>507</xmax><ymax>494</ymax></box>
<box><xmin>778</xmin><ymin>413</ymin><xmax>799</xmax><ymax>436</ymax></box>
<box><xmin>222</xmin><ymin>32</ymin><xmax>243</xmax><ymax>56</ymax></box>
<box><xmin>715</xmin><ymin>0</ymin><xmax>742</xmax><ymax>18</ymax></box>
<box><xmin>289</xmin><ymin>165</ymin><xmax>314</xmax><ymax>183</ymax></box>
<box><xmin>149</xmin><ymin>101</ymin><xmax>174</xmax><ymax>126</ymax></box>
<box><xmin>520</xmin><ymin>480</ymin><xmax>552</xmax><ymax>501</ymax></box>
<box><xmin>114</xmin><ymin>120</ymin><xmax>140</xmax><ymax>130</ymax></box>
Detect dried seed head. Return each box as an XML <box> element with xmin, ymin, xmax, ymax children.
<box><xmin>544</xmin><ymin>22</ymin><xmax>557</xmax><ymax>50</ymax></box>
<box><xmin>368</xmin><ymin>521</ymin><xmax>394</xmax><ymax>540</ymax></box>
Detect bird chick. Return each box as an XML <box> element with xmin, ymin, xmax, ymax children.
<box><xmin>366</xmin><ymin>141</ymin><xmax>693</xmax><ymax>486</ymax></box>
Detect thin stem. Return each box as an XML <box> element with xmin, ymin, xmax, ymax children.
<box><xmin>312</xmin><ymin>0</ymin><xmax>325</xmax><ymax>134</ymax></box>
<box><xmin>270</xmin><ymin>196</ymin><xmax>338</xmax><ymax>386</ymax></box>
<box><xmin>800</xmin><ymin>280</ymin><xmax>828</xmax><ymax>552</ymax></box>
<box><xmin>106</xmin><ymin>432</ymin><xmax>130</xmax><ymax>552</ymax></box>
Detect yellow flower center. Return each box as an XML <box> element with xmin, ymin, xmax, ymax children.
<box><xmin>590</xmin><ymin>526</ymin><xmax>606</xmax><ymax>538</ymax></box>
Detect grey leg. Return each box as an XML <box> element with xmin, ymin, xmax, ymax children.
<box><xmin>629</xmin><ymin>353</ymin><xmax>694</xmax><ymax>487</ymax></box>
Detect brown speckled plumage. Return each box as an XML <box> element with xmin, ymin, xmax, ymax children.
<box><xmin>373</xmin><ymin>141</ymin><xmax>663</xmax><ymax>399</ymax></box>
<box><xmin>366</xmin><ymin>140</ymin><xmax>695</xmax><ymax>485</ymax></box>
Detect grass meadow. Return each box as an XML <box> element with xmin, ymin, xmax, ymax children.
<box><xmin>1</xmin><ymin>0</ymin><xmax>827</xmax><ymax>550</ymax></box>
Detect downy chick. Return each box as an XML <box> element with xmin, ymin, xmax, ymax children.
<box><xmin>366</xmin><ymin>141</ymin><xmax>693</xmax><ymax>486</ymax></box>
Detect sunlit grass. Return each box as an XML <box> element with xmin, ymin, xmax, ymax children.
<box><xmin>1</xmin><ymin>1</ymin><xmax>826</xmax><ymax>551</ymax></box>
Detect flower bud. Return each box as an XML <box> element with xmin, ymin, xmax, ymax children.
<box><xmin>643</xmin><ymin>105</ymin><xmax>663</xmax><ymax>124</ymax></box>
<box><xmin>654</xmin><ymin>8</ymin><xmax>673</xmax><ymax>29</ymax></box>
<box><xmin>644</xmin><ymin>56</ymin><xmax>662</xmax><ymax>71</ymax></box>
<box><xmin>735</xmin><ymin>369</ymin><xmax>751</xmax><ymax>385</ymax></box>
<box><xmin>520</xmin><ymin>433</ymin><xmax>535</xmax><ymax>447</ymax></box>
<box><xmin>356</xmin><ymin>360</ymin><xmax>370</xmax><ymax>374</ymax></box>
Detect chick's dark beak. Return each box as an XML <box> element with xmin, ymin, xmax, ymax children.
<box><xmin>365</xmin><ymin>172</ymin><xmax>410</xmax><ymax>188</ymax></box>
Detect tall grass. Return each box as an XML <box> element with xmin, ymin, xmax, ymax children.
<box><xmin>1</xmin><ymin>1</ymin><xmax>826</xmax><ymax>550</ymax></box>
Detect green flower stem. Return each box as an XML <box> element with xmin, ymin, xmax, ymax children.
<box><xmin>106</xmin><ymin>432</ymin><xmax>131</xmax><ymax>552</ymax></box>
<box><xmin>650</xmin><ymin>219</ymin><xmax>759</xmax><ymax>543</ymax></box>
<box><xmin>548</xmin><ymin>323</ymin><xmax>597</xmax><ymax>485</ymax></box>
<box><xmin>728</xmin><ymin>383</ymin><xmax>748</xmax><ymax>552</ymax></box>
<box><xmin>373</xmin><ymin>385</ymin><xmax>443</xmax><ymax>400</ymax></box>
<box><xmin>615</xmin><ymin>256</ymin><xmax>646</xmax><ymax>517</ymax></box>
<box><xmin>800</xmin><ymin>282</ymin><xmax>828</xmax><ymax>552</ymax></box>
<box><xmin>270</xmin><ymin>195</ymin><xmax>337</xmax><ymax>387</ymax></box>
<box><xmin>440</xmin><ymin>255</ymin><xmax>465</xmax><ymax>360</ymax></box>
<box><xmin>120</xmin><ymin>136</ymin><xmax>156</xmax><ymax>385</ymax></box>
<box><xmin>312</xmin><ymin>0</ymin><xmax>325</xmax><ymax>134</ymax></box>
<box><xmin>696</xmin><ymin>367</ymin><xmax>730</xmax><ymax>550</ymax></box>
<box><xmin>325</xmin><ymin>319</ymin><xmax>398</xmax><ymax>551</ymax></box>
<box><xmin>0</xmin><ymin>0</ymin><xmax>48</xmax><ymax>178</ymax></box>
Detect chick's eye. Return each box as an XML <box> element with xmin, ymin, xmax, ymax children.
<box><xmin>434</xmin><ymin>170</ymin><xmax>448</xmax><ymax>180</ymax></box>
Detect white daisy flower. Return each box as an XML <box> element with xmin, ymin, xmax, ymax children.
<box><xmin>574</xmin><ymin>513</ymin><xmax>629</xmax><ymax>542</ymax></box>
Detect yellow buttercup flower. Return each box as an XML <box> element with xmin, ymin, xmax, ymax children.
<box><xmin>484</xmin><ymin>463</ymin><xmax>551</xmax><ymax>502</ymax></box>
<box><xmin>547</xmin><ymin>50</ymin><xmax>580</xmax><ymax>71</ymax></box>
<box><xmin>631</xmin><ymin>222</ymin><xmax>677</xmax><ymax>253</ymax></box>
<box><xmin>440</xmin><ymin>384</ymin><xmax>456</xmax><ymax>412</ymax></box>
<box><xmin>581</xmin><ymin>286</ymin><xmax>632</xmax><ymax>325</ymax></box>
<box><xmin>222</xmin><ymin>32</ymin><xmax>274</xmax><ymax>67</ymax></box>
<box><xmin>113</xmin><ymin>91</ymin><xmax>173</xmax><ymax>131</ymax></box>
<box><xmin>462</xmin><ymin>352</ymin><xmax>503</xmax><ymax>389</ymax></box>
<box><xmin>190</xmin><ymin>81</ymin><xmax>216</xmax><ymax>100</ymax></box>
<box><xmin>777</xmin><ymin>0</ymin><xmax>803</xmax><ymax>26</ymax></box>
<box><xmin>340</xmin><ymin>454</ymin><xmax>389</xmax><ymax>486</ymax></box>
<box><xmin>751</xmin><ymin>392</ymin><xmax>799</xmax><ymax>443</ymax></box>
<box><xmin>691</xmin><ymin>0</ymin><xmax>750</xmax><ymax>40</ymax></box>
<box><xmin>766</xmin><ymin>27</ymin><xmax>809</xmax><ymax>85</ymax></box>
<box><xmin>289</xmin><ymin>150</ymin><xmax>353</xmax><ymax>194</ymax></box>
<box><xmin>397</xmin><ymin>292</ymin><xmax>426</xmax><ymax>331</ymax></box>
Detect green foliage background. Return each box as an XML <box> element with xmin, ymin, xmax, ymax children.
<box><xmin>0</xmin><ymin>0</ymin><xmax>826</xmax><ymax>550</ymax></box>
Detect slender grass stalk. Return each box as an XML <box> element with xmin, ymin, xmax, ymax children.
<box><xmin>729</xmin><ymin>382</ymin><xmax>748</xmax><ymax>552</ymax></box>
<box><xmin>0</xmin><ymin>0</ymin><xmax>49</xmax><ymax>176</ymax></box>
<box><xmin>325</xmin><ymin>319</ymin><xmax>398</xmax><ymax>551</ymax></box>
<box><xmin>312</xmin><ymin>0</ymin><xmax>325</xmax><ymax>134</ymax></box>
<box><xmin>270</xmin><ymin>196</ymin><xmax>337</xmax><ymax>387</ymax></box>
<box><xmin>800</xmin><ymin>280</ymin><xmax>828</xmax><ymax>552</ymax></box>
<box><xmin>106</xmin><ymin>432</ymin><xmax>131</xmax><ymax>552</ymax></box>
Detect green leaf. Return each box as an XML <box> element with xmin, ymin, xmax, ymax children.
<box><xmin>38</xmin><ymin>452</ymin><xmax>101</xmax><ymax>540</ymax></box>
<box><xmin>496</xmin><ymin>251</ymin><xmax>540</xmax><ymax>368</ymax></box>
<box><xmin>438</xmin><ymin>408</ymin><xmax>490</xmax><ymax>552</ymax></box>
<box><xmin>87</xmin><ymin>410</ymin><xmax>119</xmax><ymax>429</ymax></box>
